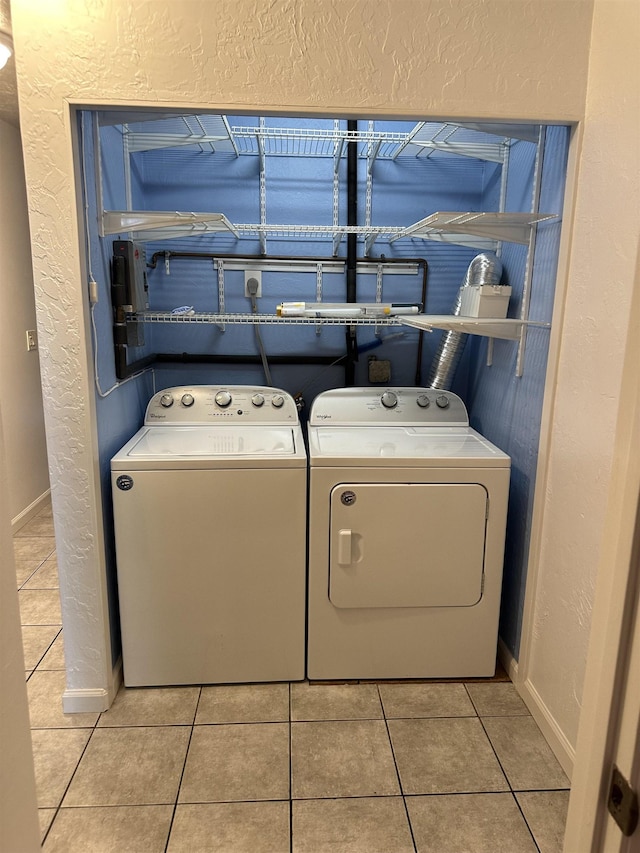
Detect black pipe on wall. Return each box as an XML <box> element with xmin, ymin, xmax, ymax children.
<box><xmin>345</xmin><ymin>118</ymin><xmax>358</xmax><ymax>385</ymax></box>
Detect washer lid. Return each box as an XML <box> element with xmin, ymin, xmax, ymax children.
<box><xmin>111</xmin><ymin>425</ymin><xmax>306</xmax><ymax>469</ymax></box>
<box><xmin>308</xmin><ymin>425</ymin><xmax>510</xmax><ymax>468</ymax></box>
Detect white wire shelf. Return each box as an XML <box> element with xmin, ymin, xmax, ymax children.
<box><xmin>392</xmin><ymin>212</ymin><xmax>557</xmax><ymax>246</ymax></box>
<box><xmin>412</xmin><ymin>140</ymin><xmax>507</xmax><ymax>163</ymax></box>
<box><xmin>116</xmin><ymin>118</ymin><xmax>522</xmax><ymax>162</ymax></box>
<box><xmin>138</xmin><ymin>311</ymin><xmax>402</xmax><ymax>327</ymax></box>
<box><xmin>234</xmin><ymin>223</ymin><xmax>405</xmax><ymax>238</ymax></box>
<box><xmin>102</xmin><ymin>211</ymin><xmax>238</xmax><ymax>240</ymax></box>
<box><xmin>103</xmin><ymin>210</ymin><xmax>553</xmax><ymax>250</ymax></box>
<box><xmin>399</xmin><ymin>315</ymin><xmax>551</xmax><ymax>341</ymax></box>
<box><xmin>137</xmin><ymin>311</ymin><xmax>551</xmax><ymax>340</ymax></box>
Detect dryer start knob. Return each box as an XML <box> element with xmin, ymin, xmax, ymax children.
<box><xmin>416</xmin><ymin>394</ymin><xmax>430</xmax><ymax>408</ymax></box>
<box><xmin>160</xmin><ymin>393</ymin><xmax>174</xmax><ymax>408</ymax></box>
<box><xmin>181</xmin><ymin>394</ymin><xmax>194</xmax><ymax>407</ymax></box>
<box><xmin>215</xmin><ymin>390</ymin><xmax>232</xmax><ymax>408</ymax></box>
<box><xmin>271</xmin><ymin>394</ymin><xmax>285</xmax><ymax>408</ymax></box>
<box><xmin>436</xmin><ymin>394</ymin><xmax>450</xmax><ymax>409</ymax></box>
<box><xmin>381</xmin><ymin>391</ymin><xmax>398</xmax><ymax>409</ymax></box>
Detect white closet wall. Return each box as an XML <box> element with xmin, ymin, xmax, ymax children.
<box><xmin>0</xmin><ymin>119</ymin><xmax>49</xmax><ymax>524</ymax></box>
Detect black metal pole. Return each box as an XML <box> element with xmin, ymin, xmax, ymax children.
<box><xmin>345</xmin><ymin>118</ymin><xmax>358</xmax><ymax>385</ymax></box>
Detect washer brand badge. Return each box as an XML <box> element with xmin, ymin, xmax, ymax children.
<box><xmin>316</xmin><ymin>413</ymin><xmax>332</xmax><ymax>420</ymax></box>
<box><xmin>341</xmin><ymin>490</ymin><xmax>356</xmax><ymax>506</ymax></box>
<box><xmin>116</xmin><ymin>475</ymin><xmax>134</xmax><ymax>491</ymax></box>
<box><xmin>148</xmin><ymin>412</ymin><xmax>166</xmax><ymax>419</ymax></box>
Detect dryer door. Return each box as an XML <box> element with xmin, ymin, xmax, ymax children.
<box><xmin>329</xmin><ymin>482</ymin><xmax>487</xmax><ymax>608</ymax></box>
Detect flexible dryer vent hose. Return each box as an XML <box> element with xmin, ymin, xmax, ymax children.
<box><xmin>426</xmin><ymin>252</ymin><xmax>503</xmax><ymax>390</ymax></box>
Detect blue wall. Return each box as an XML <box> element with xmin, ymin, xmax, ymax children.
<box><xmin>465</xmin><ymin>126</ymin><xmax>570</xmax><ymax>657</ymax></box>
<box><xmin>91</xmin><ymin>113</ymin><xmax>569</xmax><ymax>664</ymax></box>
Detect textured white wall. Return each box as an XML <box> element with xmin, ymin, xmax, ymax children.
<box><xmin>9</xmin><ymin>0</ymin><xmax>608</xmax><ymax>740</ymax></box>
<box><xmin>0</xmin><ymin>120</ymin><xmax>49</xmax><ymax>522</ymax></box>
<box><xmin>522</xmin><ymin>0</ymin><xmax>640</xmax><ymax>750</ymax></box>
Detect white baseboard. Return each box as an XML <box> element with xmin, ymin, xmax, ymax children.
<box><xmin>519</xmin><ymin>677</ymin><xmax>576</xmax><ymax>781</ymax></box>
<box><xmin>62</xmin><ymin>657</ymin><xmax>123</xmax><ymax>714</ymax></box>
<box><xmin>11</xmin><ymin>489</ymin><xmax>51</xmax><ymax>533</ymax></box>
<box><xmin>62</xmin><ymin>687</ymin><xmax>111</xmax><ymax>714</ymax></box>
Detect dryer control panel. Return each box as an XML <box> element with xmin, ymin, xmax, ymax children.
<box><xmin>144</xmin><ymin>386</ymin><xmax>299</xmax><ymax>425</ymax></box>
<box><xmin>309</xmin><ymin>387</ymin><xmax>469</xmax><ymax>427</ymax></box>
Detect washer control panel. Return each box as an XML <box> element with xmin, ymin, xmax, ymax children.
<box><xmin>309</xmin><ymin>387</ymin><xmax>469</xmax><ymax>426</ymax></box>
<box><xmin>145</xmin><ymin>386</ymin><xmax>300</xmax><ymax>424</ymax></box>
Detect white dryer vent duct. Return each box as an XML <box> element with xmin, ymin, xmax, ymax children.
<box><xmin>427</xmin><ymin>253</ymin><xmax>503</xmax><ymax>390</ymax></box>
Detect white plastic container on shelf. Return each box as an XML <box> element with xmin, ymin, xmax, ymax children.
<box><xmin>460</xmin><ymin>284</ymin><xmax>512</xmax><ymax>318</ymax></box>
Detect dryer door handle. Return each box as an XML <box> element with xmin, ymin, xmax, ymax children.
<box><xmin>337</xmin><ymin>529</ymin><xmax>352</xmax><ymax>566</ymax></box>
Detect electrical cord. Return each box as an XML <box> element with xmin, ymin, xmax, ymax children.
<box><xmin>90</xmin><ymin>303</ymin><xmax>153</xmax><ymax>398</ymax></box>
<box><xmin>247</xmin><ymin>278</ymin><xmax>273</xmax><ymax>386</ymax></box>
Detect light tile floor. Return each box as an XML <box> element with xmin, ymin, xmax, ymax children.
<box><xmin>16</xmin><ymin>504</ymin><xmax>570</xmax><ymax>852</ymax></box>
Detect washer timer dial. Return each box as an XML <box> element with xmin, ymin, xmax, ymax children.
<box><xmin>381</xmin><ymin>391</ymin><xmax>398</xmax><ymax>409</ymax></box>
<box><xmin>215</xmin><ymin>391</ymin><xmax>232</xmax><ymax>408</ymax></box>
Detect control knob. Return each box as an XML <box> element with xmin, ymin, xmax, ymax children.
<box><xmin>381</xmin><ymin>391</ymin><xmax>398</xmax><ymax>409</ymax></box>
<box><xmin>271</xmin><ymin>394</ymin><xmax>285</xmax><ymax>409</ymax></box>
<box><xmin>215</xmin><ymin>390</ymin><xmax>232</xmax><ymax>408</ymax></box>
<box><xmin>416</xmin><ymin>394</ymin><xmax>430</xmax><ymax>408</ymax></box>
<box><xmin>251</xmin><ymin>393</ymin><xmax>265</xmax><ymax>407</ymax></box>
<box><xmin>181</xmin><ymin>393</ymin><xmax>194</xmax><ymax>407</ymax></box>
<box><xmin>436</xmin><ymin>394</ymin><xmax>450</xmax><ymax>409</ymax></box>
<box><xmin>160</xmin><ymin>393</ymin><xmax>174</xmax><ymax>408</ymax></box>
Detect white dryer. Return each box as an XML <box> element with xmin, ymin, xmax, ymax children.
<box><xmin>111</xmin><ymin>385</ymin><xmax>306</xmax><ymax>686</ymax></box>
<box><xmin>307</xmin><ymin>387</ymin><xmax>511</xmax><ymax>680</ymax></box>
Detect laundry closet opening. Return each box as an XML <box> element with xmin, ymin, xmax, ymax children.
<box><xmin>80</xmin><ymin>109</ymin><xmax>570</xmax><ymax>669</ymax></box>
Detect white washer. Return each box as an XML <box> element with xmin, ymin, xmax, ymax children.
<box><xmin>307</xmin><ymin>387</ymin><xmax>511</xmax><ymax>680</ymax></box>
<box><xmin>111</xmin><ymin>385</ymin><xmax>307</xmax><ymax>686</ymax></box>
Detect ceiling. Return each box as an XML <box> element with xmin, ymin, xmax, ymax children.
<box><xmin>0</xmin><ymin>0</ymin><xmax>19</xmax><ymax>128</ymax></box>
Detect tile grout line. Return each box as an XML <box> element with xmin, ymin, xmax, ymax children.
<box><xmin>39</xmin><ymin>700</ymin><xmax>101</xmax><ymax>847</ymax></box>
<box><xmin>378</xmin><ymin>683</ymin><xmax>418</xmax><ymax>853</ymax></box>
<box><xmin>17</xmin><ymin>562</ymin><xmax>46</xmax><ymax>590</ymax></box>
<box><xmin>464</xmin><ymin>683</ymin><xmax>530</xmax><ymax>794</ymax></box>
<box><xmin>163</xmin><ymin>685</ymin><xmax>203</xmax><ymax>853</ymax></box>
<box><xmin>474</xmin><ymin>703</ymin><xmax>542</xmax><ymax>852</ymax></box>
<box><xmin>24</xmin><ymin>627</ymin><xmax>63</xmax><ymax>684</ymax></box>
<box><xmin>474</xmin><ymin>706</ymin><xmax>514</xmax><ymax>792</ymax></box>
<box><xmin>511</xmin><ymin>790</ymin><xmax>543</xmax><ymax>853</ymax></box>
<box><xmin>289</xmin><ymin>682</ymin><xmax>293</xmax><ymax>853</ymax></box>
